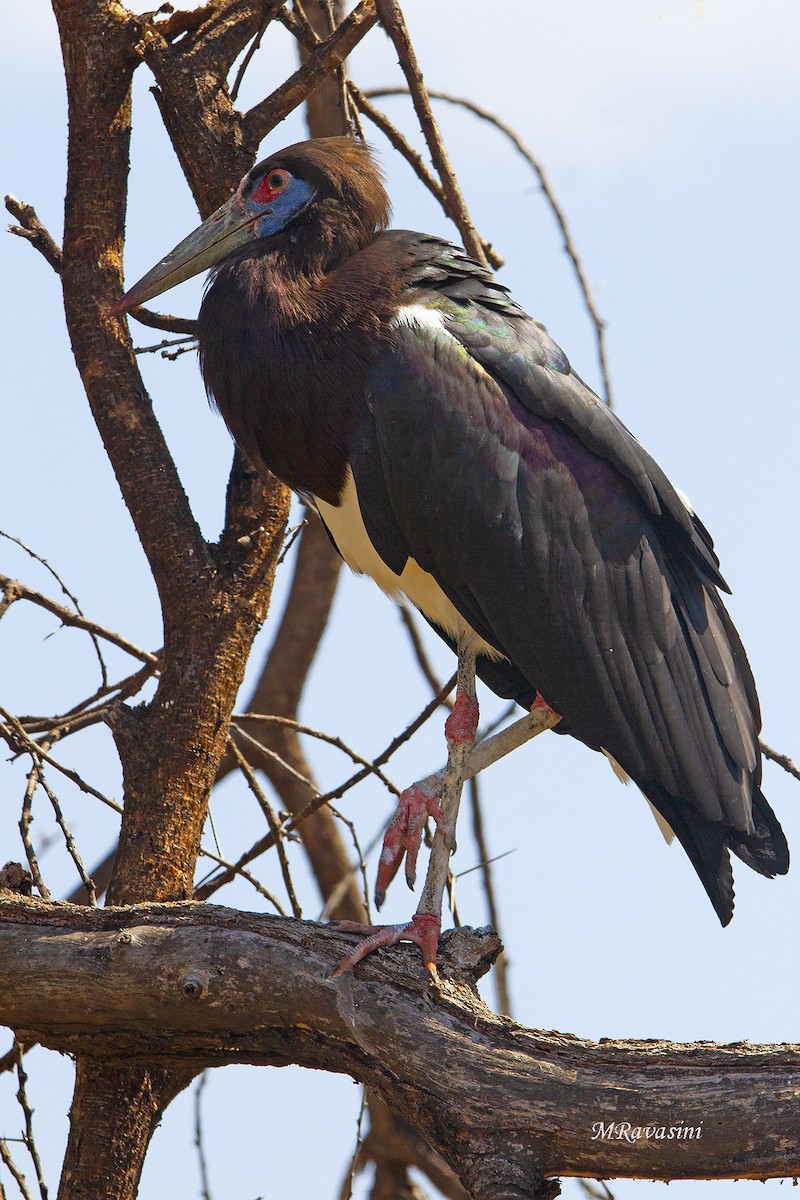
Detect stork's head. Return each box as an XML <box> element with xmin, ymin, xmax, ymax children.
<box><xmin>111</xmin><ymin>137</ymin><xmax>390</xmax><ymax>314</ymax></box>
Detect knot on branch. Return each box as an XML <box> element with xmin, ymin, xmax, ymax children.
<box><xmin>0</xmin><ymin>862</ymin><xmax>33</xmax><ymax>897</ymax></box>
<box><xmin>437</xmin><ymin>925</ymin><xmax>502</xmax><ymax>987</ymax></box>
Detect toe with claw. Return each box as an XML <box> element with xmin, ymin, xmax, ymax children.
<box><xmin>374</xmin><ymin>782</ymin><xmax>445</xmax><ymax>909</ymax></box>
<box><xmin>331</xmin><ymin>912</ymin><xmax>443</xmax><ymax>978</ymax></box>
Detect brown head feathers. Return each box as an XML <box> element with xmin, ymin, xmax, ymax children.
<box><xmin>248</xmin><ymin>137</ymin><xmax>391</xmax><ymax>272</ymax></box>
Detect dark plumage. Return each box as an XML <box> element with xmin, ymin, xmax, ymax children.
<box><xmin>114</xmin><ymin>135</ymin><xmax>788</xmax><ymax>928</ymax></box>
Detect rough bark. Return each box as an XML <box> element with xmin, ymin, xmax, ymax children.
<box><xmin>3</xmin><ymin>898</ymin><xmax>800</xmax><ymax>1198</ymax></box>
<box><xmin>49</xmin><ymin>1</ymin><xmax>291</xmax><ymax>1194</ymax></box>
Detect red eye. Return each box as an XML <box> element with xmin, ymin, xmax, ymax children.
<box><xmin>252</xmin><ymin>169</ymin><xmax>291</xmax><ymax>202</ymax></box>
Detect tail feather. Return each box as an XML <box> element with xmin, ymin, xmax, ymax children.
<box><xmin>644</xmin><ymin>784</ymin><xmax>735</xmax><ymax>925</ymax></box>
<box><xmin>643</xmin><ymin>781</ymin><xmax>788</xmax><ymax>925</ymax></box>
<box><xmin>729</xmin><ymin>787</ymin><xmax>789</xmax><ymax>878</ymax></box>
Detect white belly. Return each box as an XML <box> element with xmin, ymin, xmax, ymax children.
<box><xmin>314</xmin><ymin>470</ymin><xmax>503</xmax><ymax>660</ymax></box>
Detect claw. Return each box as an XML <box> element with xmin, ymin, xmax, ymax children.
<box><xmin>374</xmin><ymin>783</ymin><xmax>443</xmax><ymax>909</ymax></box>
<box><xmin>330</xmin><ymin>912</ymin><xmax>442</xmax><ymax>977</ymax></box>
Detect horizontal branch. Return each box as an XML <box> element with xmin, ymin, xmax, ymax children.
<box><xmin>126</xmin><ymin>306</ymin><xmax>197</xmax><ymax>336</ymax></box>
<box><xmin>1</xmin><ymin>898</ymin><xmax>799</xmax><ymax>1197</ymax></box>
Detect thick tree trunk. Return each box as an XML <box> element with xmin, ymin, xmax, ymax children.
<box><xmin>50</xmin><ymin>2</ymin><xmax>292</xmax><ymax>1195</ymax></box>
<box><xmin>56</xmin><ymin>1061</ymin><xmax>195</xmax><ymax>1200</ymax></box>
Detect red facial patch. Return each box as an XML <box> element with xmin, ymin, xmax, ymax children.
<box><xmin>251</xmin><ymin>168</ymin><xmax>290</xmax><ymax>204</ymax></box>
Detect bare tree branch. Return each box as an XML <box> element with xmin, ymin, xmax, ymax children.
<box><xmin>348</xmin><ymin>84</ymin><xmax>502</xmax><ymax>269</ymax></box>
<box><xmin>0</xmin><ymin>576</ymin><xmax>158</xmax><ymax>666</ymax></box>
<box><xmin>243</xmin><ymin>1</ymin><xmax>378</xmax><ymax>149</ymax></box>
<box><xmin>761</xmin><ymin>740</ymin><xmax>800</xmax><ymax>783</ymax></box>
<box><xmin>5</xmin><ymin>197</ymin><xmax>63</xmax><ymax>274</ymax></box>
<box><xmin>373</xmin><ymin>1</ymin><xmax>487</xmax><ymax>267</ymax></box>
<box><xmin>2</xmin><ymin>899</ymin><xmax>799</xmax><ymax>1196</ymax></box>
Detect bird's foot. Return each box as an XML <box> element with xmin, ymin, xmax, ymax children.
<box><xmin>375</xmin><ymin>782</ymin><xmax>450</xmax><ymax>909</ymax></box>
<box><xmin>330</xmin><ymin>912</ymin><xmax>442</xmax><ymax>978</ymax></box>
<box><xmin>374</xmin><ymin>690</ymin><xmax>480</xmax><ymax>910</ymax></box>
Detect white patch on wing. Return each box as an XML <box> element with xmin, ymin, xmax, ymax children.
<box><xmin>315</xmin><ymin>470</ymin><xmax>504</xmax><ymax>661</ymax></box>
<box><xmin>675</xmin><ymin>486</ymin><xmax>694</xmax><ymax>514</ymax></box>
<box><xmin>392</xmin><ymin>303</ymin><xmax>495</xmax><ymax>386</ymax></box>
<box><xmin>391</xmin><ymin>303</ymin><xmax>449</xmax><ymax>335</ymax></box>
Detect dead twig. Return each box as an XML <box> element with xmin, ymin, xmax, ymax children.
<box><xmin>467</xmin><ymin>775</ymin><xmax>511</xmax><ymax>1016</ymax></box>
<box><xmin>326</xmin><ymin>804</ymin><xmax>372</xmax><ymax>923</ymax></box>
<box><xmin>243</xmin><ymin>0</ymin><xmax>378</xmax><ymax>147</ymax></box>
<box><xmin>397</xmin><ymin>603</ymin><xmax>453</xmax><ymax>709</ymax></box>
<box><xmin>0</xmin><ymin>708</ymin><xmax>122</xmax><ymax>815</ymax></box>
<box><xmin>134</xmin><ymin>335</ymin><xmax>196</xmax><ymax>356</ymax></box>
<box><xmin>0</xmin><ymin>534</ymin><xmax>108</xmax><ymax>687</ymax></box>
<box><xmin>338</xmin><ymin>1086</ymin><xmax>367</xmax><ymax>1200</ymax></box>
<box><xmin>37</xmin><ymin>773</ymin><xmax>97</xmax><ymax>906</ymax></box>
<box><xmin>0</xmin><ymin>1137</ymin><xmax>34</xmax><ymax>1200</ymax></box>
<box><xmin>373</xmin><ymin>1</ymin><xmax>487</xmax><ymax>267</ymax></box>
<box><xmin>192</xmin><ymin>1073</ymin><xmax>213</xmax><ymax>1200</ymax></box>
<box><xmin>116</xmin><ymin>305</ymin><xmax>197</xmax><ymax>336</ymax></box>
<box><xmin>5</xmin><ymin>196</ymin><xmax>63</xmax><ymax>274</ymax></box>
<box><xmin>761</xmin><ymin>740</ymin><xmax>800</xmax><ymax>783</ymax></box>
<box><xmin>19</xmin><ymin>659</ymin><xmax>159</xmax><ymax>740</ymax></box>
<box><xmin>226</xmin><ymin>737</ymin><xmax>302</xmax><ymax>918</ymax></box>
<box><xmin>229</xmin><ymin>9</ymin><xmax>271</xmax><ymax>103</ymax></box>
<box><xmin>195</xmin><ymin>845</ymin><xmax>287</xmax><ymax>914</ymax></box>
<box><xmin>19</xmin><ymin>763</ymin><xmax>51</xmax><ymax>902</ymax></box>
<box><xmin>195</xmin><ymin>675</ymin><xmax>455</xmax><ymax>899</ymax></box>
<box><xmin>348</xmin><ymin>82</ymin><xmax>502</xmax><ymax>269</ymax></box>
<box><xmin>0</xmin><ymin>575</ymin><xmax>158</xmax><ymax>666</ymax></box>
<box><xmin>232</xmin><ymin>713</ymin><xmax>401</xmax><ymax>795</ymax></box>
<box><xmin>13</xmin><ymin>1044</ymin><xmax>49</xmax><ymax>1200</ymax></box>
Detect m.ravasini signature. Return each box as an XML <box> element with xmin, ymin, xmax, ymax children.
<box><xmin>591</xmin><ymin>1121</ymin><xmax>703</xmax><ymax>1142</ymax></box>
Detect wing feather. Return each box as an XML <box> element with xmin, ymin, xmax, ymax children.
<box><xmin>344</xmin><ymin>252</ymin><xmax>786</xmax><ymax>920</ymax></box>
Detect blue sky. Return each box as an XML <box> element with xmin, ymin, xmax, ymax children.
<box><xmin>2</xmin><ymin>2</ymin><xmax>800</xmax><ymax>1197</ymax></box>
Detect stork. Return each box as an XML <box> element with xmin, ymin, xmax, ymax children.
<box><xmin>112</xmin><ymin>137</ymin><xmax>788</xmax><ymax>975</ymax></box>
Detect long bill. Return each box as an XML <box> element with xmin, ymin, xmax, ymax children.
<box><xmin>110</xmin><ymin>192</ymin><xmax>258</xmax><ymax>315</ymax></box>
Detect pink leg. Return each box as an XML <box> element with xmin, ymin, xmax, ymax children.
<box><xmin>444</xmin><ymin>688</ymin><xmax>480</xmax><ymax>744</ymax></box>
<box><xmin>333</xmin><ymin>644</ymin><xmax>480</xmax><ymax>979</ymax></box>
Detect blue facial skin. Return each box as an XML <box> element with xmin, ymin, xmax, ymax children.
<box><xmin>252</xmin><ymin>177</ymin><xmax>316</xmax><ymax>237</ymax></box>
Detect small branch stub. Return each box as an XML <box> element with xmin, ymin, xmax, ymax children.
<box><xmin>182</xmin><ymin>973</ymin><xmax>208</xmax><ymax>1001</ymax></box>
